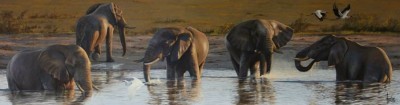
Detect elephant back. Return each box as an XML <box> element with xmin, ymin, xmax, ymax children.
<box><xmin>225</xmin><ymin>20</ymin><xmax>259</xmax><ymax>51</ymax></box>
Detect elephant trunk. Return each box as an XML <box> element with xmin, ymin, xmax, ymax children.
<box><xmin>142</xmin><ymin>46</ymin><xmax>163</xmax><ymax>83</ymax></box>
<box><xmin>74</xmin><ymin>54</ymin><xmax>93</xmax><ymax>95</ymax></box>
<box><xmin>261</xmin><ymin>31</ymin><xmax>273</xmax><ymax>74</ymax></box>
<box><xmin>294</xmin><ymin>47</ymin><xmax>315</xmax><ymax>72</ymax></box>
<box><xmin>118</xmin><ymin>24</ymin><xmax>127</xmax><ymax>56</ymax></box>
<box><xmin>143</xmin><ymin>64</ymin><xmax>151</xmax><ymax>83</ymax></box>
<box><xmin>264</xmin><ymin>52</ymin><xmax>272</xmax><ymax>74</ymax></box>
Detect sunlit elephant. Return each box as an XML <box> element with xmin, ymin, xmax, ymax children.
<box><xmin>225</xmin><ymin>19</ymin><xmax>294</xmax><ymax>80</ymax></box>
<box><xmin>294</xmin><ymin>35</ymin><xmax>392</xmax><ymax>83</ymax></box>
<box><xmin>7</xmin><ymin>44</ymin><xmax>93</xmax><ymax>94</ymax></box>
<box><xmin>76</xmin><ymin>2</ymin><xmax>134</xmax><ymax>62</ymax></box>
<box><xmin>142</xmin><ymin>26</ymin><xmax>209</xmax><ymax>83</ymax></box>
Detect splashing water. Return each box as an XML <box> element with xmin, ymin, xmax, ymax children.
<box><xmin>123</xmin><ymin>77</ymin><xmax>144</xmax><ymax>98</ymax></box>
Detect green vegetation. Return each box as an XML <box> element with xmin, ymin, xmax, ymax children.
<box><xmin>289</xmin><ymin>15</ymin><xmax>311</xmax><ymax>33</ymax></box>
<box><xmin>0</xmin><ymin>10</ymin><xmax>73</xmax><ymax>34</ymax></box>
<box><xmin>0</xmin><ymin>0</ymin><xmax>400</xmax><ymax>35</ymax></box>
<box><xmin>339</xmin><ymin>14</ymin><xmax>400</xmax><ymax>32</ymax></box>
<box><xmin>154</xmin><ymin>18</ymin><xmax>186</xmax><ymax>24</ymax></box>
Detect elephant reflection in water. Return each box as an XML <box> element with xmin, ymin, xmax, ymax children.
<box><xmin>235</xmin><ymin>79</ymin><xmax>276</xmax><ymax>104</ymax></box>
<box><xmin>8</xmin><ymin>90</ymin><xmax>89</xmax><ymax>105</ymax></box>
<box><xmin>334</xmin><ymin>83</ymin><xmax>392</xmax><ymax>104</ymax></box>
<box><xmin>146</xmin><ymin>81</ymin><xmax>201</xmax><ymax>104</ymax></box>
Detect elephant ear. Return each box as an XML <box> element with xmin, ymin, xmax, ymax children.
<box><xmin>109</xmin><ymin>3</ymin><xmax>121</xmax><ymax>25</ymax></box>
<box><xmin>170</xmin><ymin>33</ymin><xmax>192</xmax><ymax>62</ymax></box>
<box><xmin>328</xmin><ymin>39</ymin><xmax>348</xmax><ymax>66</ymax></box>
<box><xmin>38</xmin><ymin>49</ymin><xmax>72</xmax><ymax>82</ymax></box>
<box><xmin>269</xmin><ymin>20</ymin><xmax>294</xmax><ymax>50</ymax></box>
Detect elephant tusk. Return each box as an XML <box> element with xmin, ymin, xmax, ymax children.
<box><xmin>144</xmin><ymin>58</ymin><xmax>160</xmax><ymax>65</ymax></box>
<box><xmin>92</xmin><ymin>85</ymin><xmax>100</xmax><ymax>91</ymax></box>
<box><xmin>294</xmin><ymin>56</ymin><xmax>310</xmax><ymax>61</ymax></box>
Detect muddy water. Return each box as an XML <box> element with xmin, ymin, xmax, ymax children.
<box><xmin>0</xmin><ymin>68</ymin><xmax>399</xmax><ymax>105</ymax></box>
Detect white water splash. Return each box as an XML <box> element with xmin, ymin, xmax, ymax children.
<box><xmin>123</xmin><ymin>77</ymin><xmax>144</xmax><ymax>98</ymax></box>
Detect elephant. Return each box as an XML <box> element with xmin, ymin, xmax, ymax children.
<box><xmin>7</xmin><ymin>44</ymin><xmax>93</xmax><ymax>94</ymax></box>
<box><xmin>76</xmin><ymin>2</ymin><xmax>134</xmax><ymax>62</ymax></box>
<box><xmin>294</xmin><ymin>35</ymin><xmax>392</xmax><ymax>83</ymax></box>
<box><xmin>225</xmin><ymin>19</ymin><xmax>294</xmax><ymax>80</ymax></box>
<box><xmin>142</xmin><ymin>26</ymin><xmax>209</xmax><ymax>83</ymax></box>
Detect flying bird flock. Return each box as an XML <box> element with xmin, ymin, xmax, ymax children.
<box><xmin>311</xmin><ymin>2</ymin><xmax>351</xmax><ymax>21</ymax></box>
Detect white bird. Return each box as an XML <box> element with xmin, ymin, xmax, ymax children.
<box><xmin>333</xmin><ymin>2</ymin><xmax>351</xmax><ymax>19</ymax></box>
<box><xmin>312</xmin><ymin>10</ymin><xmax>327</xmax><ymax>21</ymax></box>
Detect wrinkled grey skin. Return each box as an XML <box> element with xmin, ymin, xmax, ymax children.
<box><xmin>76</xmin><ymin>2</ymin><xmax>132</xmax><ymax>62</ymax></box>
<box><xmin>294</xmin><ymin>35</ymin><xmax>392</xmax><ymax>83</ymax></box>
<box><xmin>142</xmin><ymin>26</ymin><xmax>209</xmax><ymax>83</ymax></box>
<box><xmin>7</xmin><ymin>45</ymin><xmax>93</xmax><ymax>94</ymax></box>
<box><xmin>225</xmin><ymin>19</ymin><xmax>293</xmax><ymax>80</ymax></box>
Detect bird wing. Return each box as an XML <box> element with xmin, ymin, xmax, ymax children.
<box><xmin>342</xmin><ymin>10</ymin><xmax>350</xmax><ymax>17</ymax></box>
<box><xmin>341</xmin><ymin>4</ymin><xmax>351</xmax><ymax>14</ymax></box>
<box><xmin>321</xmin><ymin>12</ymin><xmax>327</xmax><ymax>19</ymax></box>
<box><xmin>333</xmin><ymin>2</ymin><xmax>342</xmax><ymax>17</ymax></box>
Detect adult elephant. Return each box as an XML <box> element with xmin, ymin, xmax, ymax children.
<box><xmin>225</xmin><ymin>19</ymin><xmax>294</xmax><ymax>80</ymax></box>
<box><xmin>294</xmin><ymin>35</ymin><xmax>392</xmax><ymax>83</ymax></box>
<box><xmin>76</xmin><ymin>2</ymin><xmax>133</xmax><ymax>62</ymax></box>
<box><xmin>7</xmin><ymin>44</ymin><xmax>93</xmax><ymax>94</ymax></box>
<box><xmin>142</xmin><ymin>26</ymin><xmax>209</xmax><ymax>83</ymax></box>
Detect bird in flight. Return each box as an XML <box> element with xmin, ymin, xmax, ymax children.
<box><xmin>333</xmin><ymin>2</ymin><xmax>351</xmax><ymax>19</ymax></box>
<box><xmin>312</xmin><ymin>10</ymin><xmax>327</xmax><ymax>21</ymax></box>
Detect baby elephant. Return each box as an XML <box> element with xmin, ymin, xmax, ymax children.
<box><xmin>142</xmin><ymin>26</ymin><xmax>209</xmax><ymax>83</ymax></box>
<box><xmin>7</xmin><ymin>44</ymin><xmax>93</xmax><ymax>93</ymax></box>
<box><xmin>294</xmin><ymin>35</ymin><xmax>392</xmax><ymax>83</ymax></box>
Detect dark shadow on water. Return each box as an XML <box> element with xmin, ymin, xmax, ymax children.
<box><xmin>235</xmin><ymin>78</ymin><xmax>276</xmax><ymax>105</ymax></box>
<box><xmin>334</xmin><ymin>82</ymin><xmax>394</xmax><ymax>105</ymax></box>
<box><xmin>146</xmin><ymin>80</ymin><xmax>201</xmax><ymax>105</ymax></box>
<box><xmin>7</xmin><ymin>90</ymin><xmax>90</xmax><ymax>105</ymax></box>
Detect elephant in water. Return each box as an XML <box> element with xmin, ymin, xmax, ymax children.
<box><xmin>225</xmin><ymin>19</ymin><xmax>294</xmax><ymax>80</ymax></box>
<box><xmin>141</xmin><ymin>26</ymin><xmax>209</xmax><ymax>83</ymax></box>
<box><xmin>294</xmin><ymin>35</ymin><xmax>392</xmax><ymax>83</ymax></box>
<box><xmin>76</xmin><ymin>2</ymin><xmax>134</xmax><ymax>62</ymax></box>
<box><xmin>7</xmin><ymin>44</ymin><xmax>93</xmax><ymax>94</ymax></box>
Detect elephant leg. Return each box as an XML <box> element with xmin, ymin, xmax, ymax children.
<box><xmin>92</xmin><ymin>45</ymin><xmax>101</xmax><ymax>61</ymax></box>
<box><xmin>227</xmin><ymin>44</ymin><xmax>240</xmax><ymax>76</ymax></box>
<box><xmin>166</xmin><ymin>62</ymin><xmax>176</xmax><ymax>81</ymax></box>
<box><xmin>198</xmin><ymin>61</ymin><xmax>205</xmax><ymax>77</ymax></box>
<box><xmin>239</xmin><ymin>52</ymin><xmax>251</xmax><ymax>80</ymax></box>
<box><xmin>186</xmin><ymin>50</ymin><xmax>201</xmax><ymax>80</ymax></box>
<box><xmin>176</xmin><ymin>63</ymin><xmax>186</xmax><ymax>81</ymax></box>
<box><xmin>105</xmin><ymin>27</ymin><xmax>114</xmax><ymax>62</ymax></box>
<box><xmin>7</xmin><ymin>77</ymin><xmax>18</xmax><ymax>91</ymax></box>
<box><xmin>335</xmin><ymin>66</ymin><xmax>348</xmax><ymax>81</ymax></box>
<box><xmin>265</xmin><ymin>53</ymin><xmax>272</xmax><ymax>74</ymax></box>
<box><xmin>230</xmin><ymin>55</ymin><xmax>240</xmax><ymax>76</ymax></box>
<box><xmin>250</xmin><ymin>60</ymin><xmax>261</xmax><ymax>80</ymax></box>
<box><xmin>85</xmin><ymin>30</ymin><xmax>99</xmax><ymax>61</ymax></box>
<box><xmin>258</xmin><ymin>54</ymin><xmax>267</xmax><ymax>76</ymax></box>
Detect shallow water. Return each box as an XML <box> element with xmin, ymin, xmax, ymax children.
<box><xmin>0</xmin><ymin>68</ymin><xmax>399</xmax><ymax>105</ymax></box>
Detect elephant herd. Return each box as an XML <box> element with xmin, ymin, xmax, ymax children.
<box><xmin>5</xmin><ymin>2</ymin><xmax>393</xmax><ymax>95</ymax></box>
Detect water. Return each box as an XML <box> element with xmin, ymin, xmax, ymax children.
<box><xmin>0</xmin><ymin>68</ymin><xmax>399</xmax><ymax>105</ymax></box>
